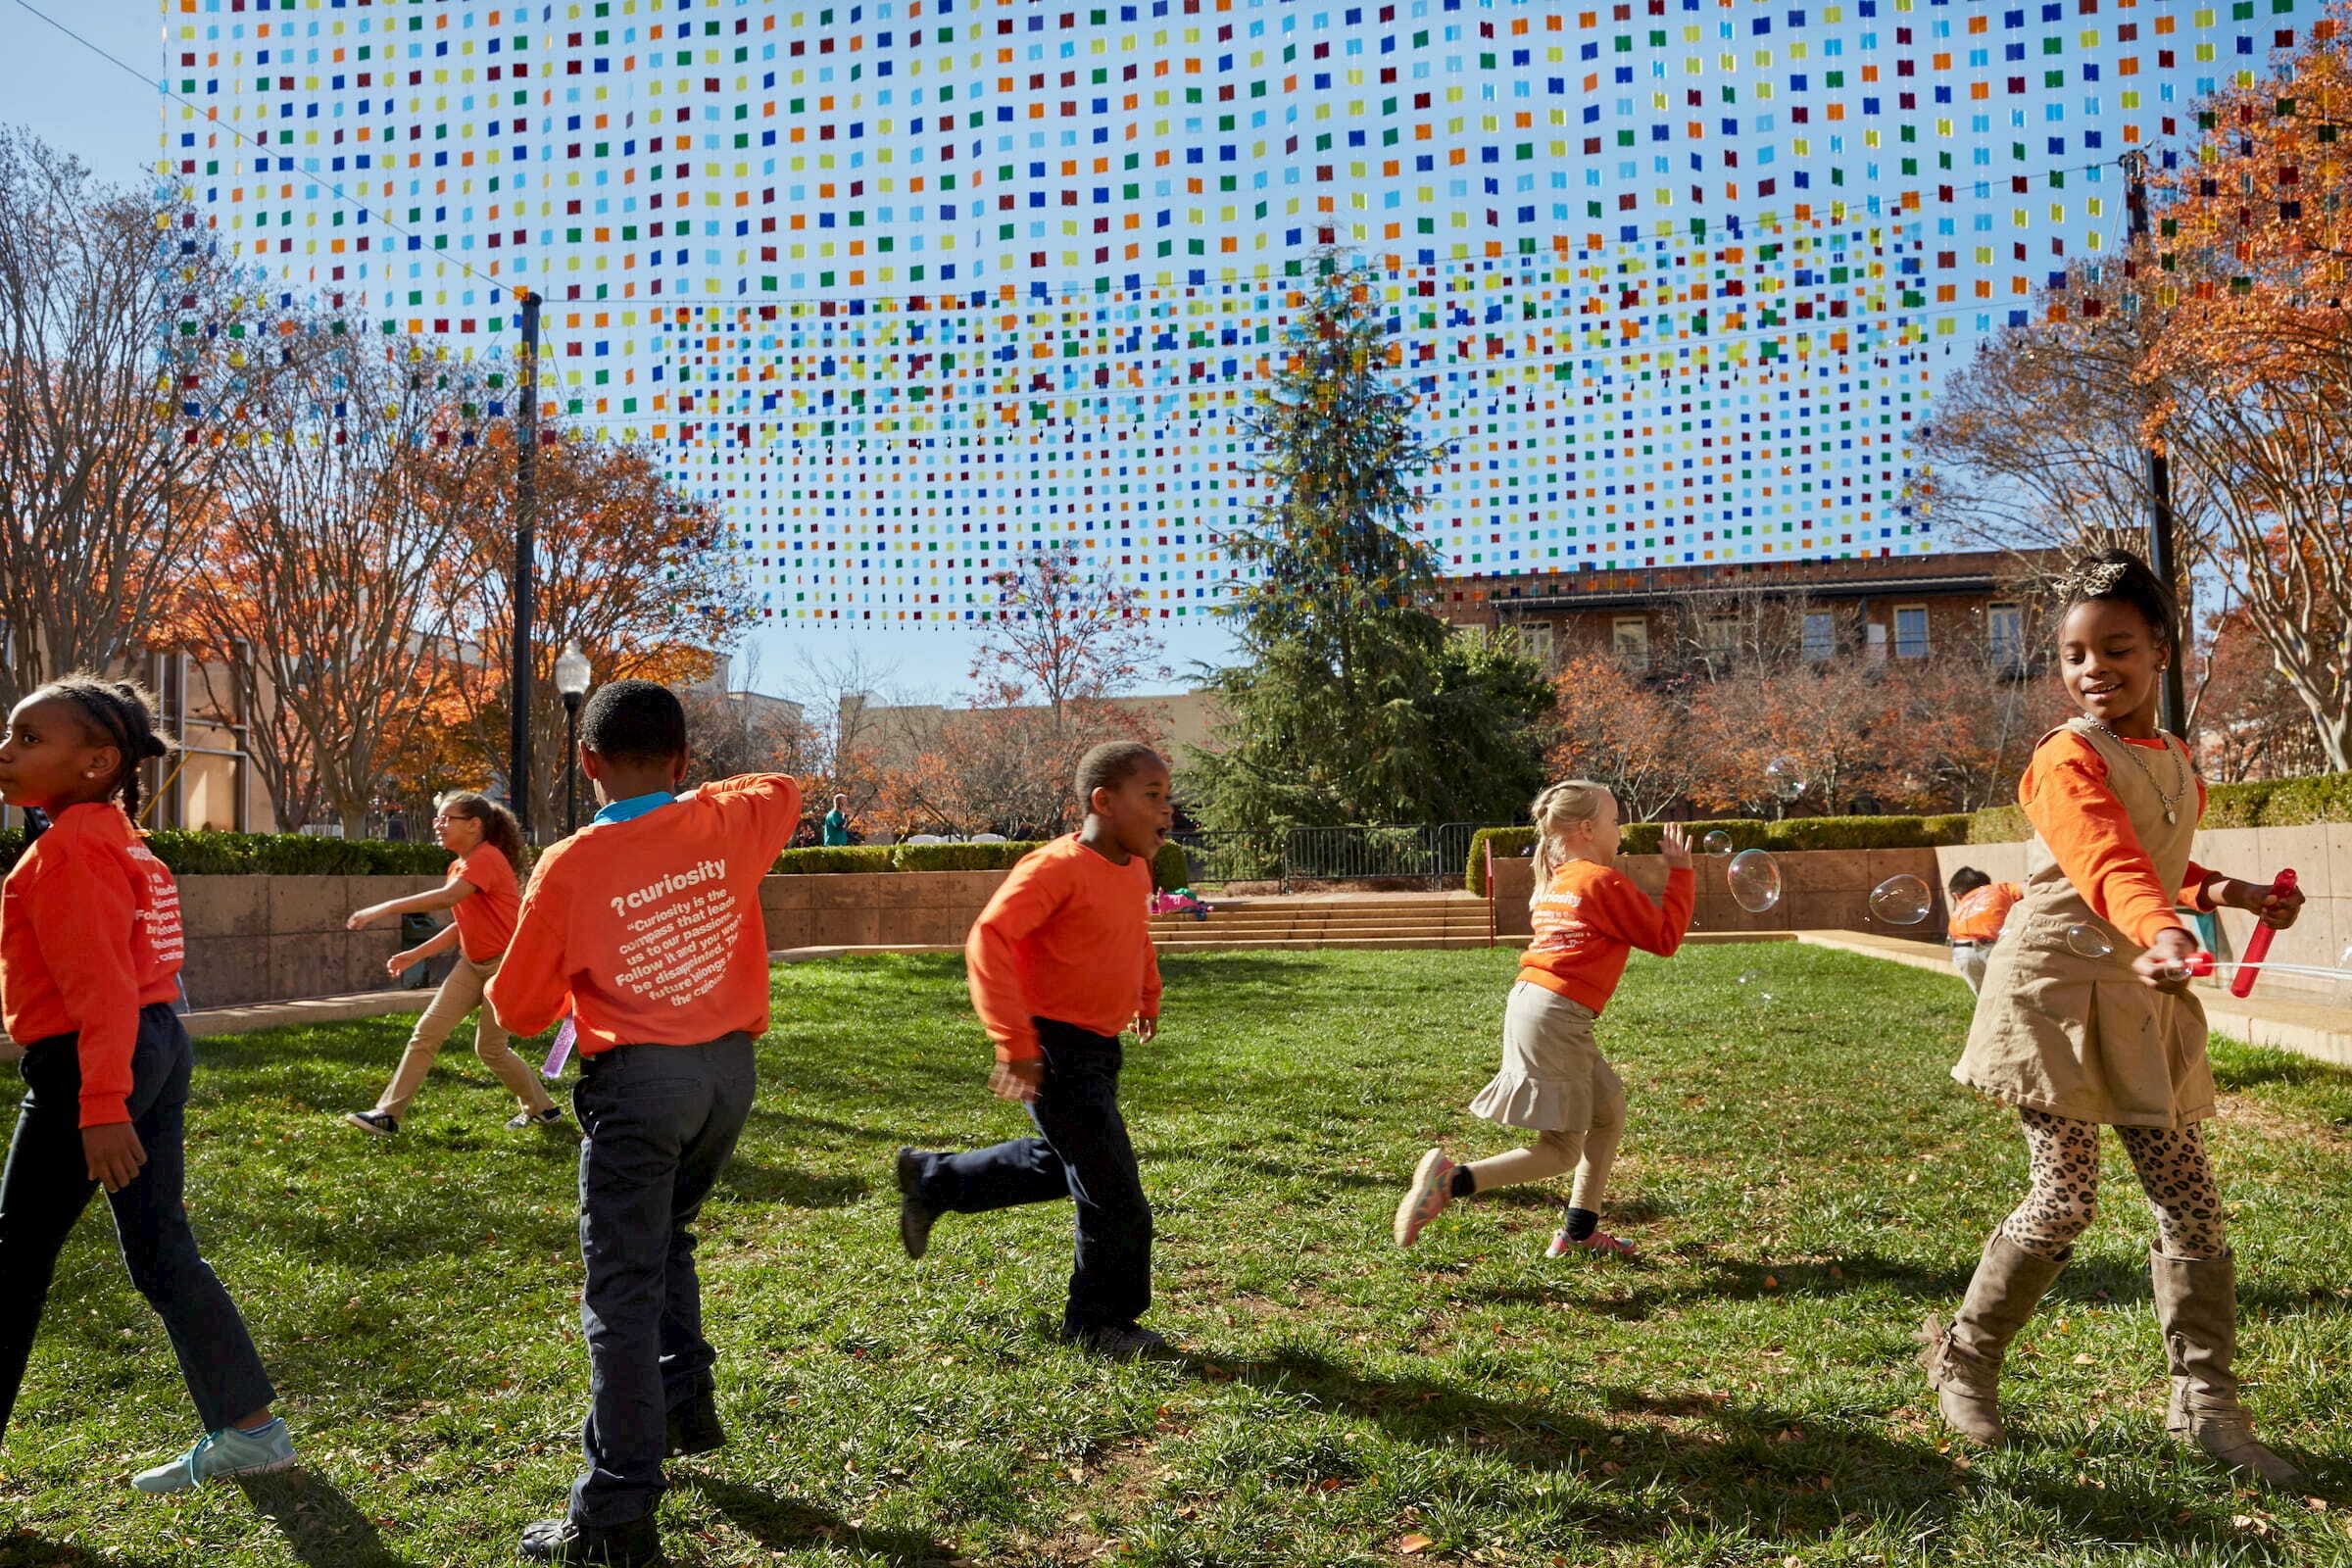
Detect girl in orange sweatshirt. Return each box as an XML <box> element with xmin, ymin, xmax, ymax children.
<box><xmin>0</xmin><ymin>677</ymin><xmax>291</xmax><ymax>1492</ymax></box>
<box><xmin>1395</xmin><ymin>782</ymin><xmax>1692</xmax><ymax>1259</ymax></box>
<box><xmin>1928</xmin><ymin>551</ymin><xmax>2306</xmax><ymax>1487</ymax></box>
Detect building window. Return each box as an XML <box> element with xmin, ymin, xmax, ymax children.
<box><xmin>1987</xmin><ymin>601</ymin><xmax>2024</xmax><ymax>667</ymax></box>
<box><xmin>1516</xmin><ymin>619</ymin><xmax>1555</xmax><ymax>670</ymax></box>
<box><xmin>1866</xmin><ymin>621</ymin><xmax>1888</xmax><ymax>660</ymax></box>
<box><xmin>1612</xmin><ymin>616</ymin><xmax>1650</xmax><ymax>673</ymax></box>
<box><xmin>1894</xmin><ymin>604</ymin><xmax>1931</xmax><ymax>660</ymax></box>
<box><xmin>1802</xmin><ymin>610</ymin><xmax>1837</xmax><ymax>662</ymax></box>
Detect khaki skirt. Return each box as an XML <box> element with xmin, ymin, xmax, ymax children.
<box><xmin>1469</xmin><ymin>981</ymin><xmax>1623</xmax><ymax>1134</ymax></box>
<box><xmin>1953</xmin><ymin>909</ymin><xmax>2215</xmax><ymax>1129</ymax></box>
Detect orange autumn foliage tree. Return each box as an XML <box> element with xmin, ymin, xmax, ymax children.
<box><xmin>1544</xmin><ymin>650</ymin><xmax>1701</xmax><ymax>823</ymax></box>
<box><xmin>1943</xmin><ymin>9</ymin><xmax>2352</xmax><ymax>770</ymax></box>
<box><xmin>421</xmin><ymin>422</ymin><xmax>758</xmax><ymax>833</ymax></box>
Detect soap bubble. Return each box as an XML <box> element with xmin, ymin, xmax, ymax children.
<box><xmin>1765</xmin><ymin>757</ymin><xmax>1806</xmax><ymax>802</ymax></box>
<box><xmin>1738</xmin><ymin>970</ymin><xmax>1760</xmax><ymax>985</ymax></box>
<box><xmin>1868</xmin><ymin>874</ymin><xmax>1934</xmax><ymax>926</ymax></box>
<box><xmin>2066</xmin><ymin>923</ymin><xmax>2115</xmax><ymax>960</ymax></box>
<box><xmin>1702</xmin><ymin>829</ymin><xmax>1735</xmax><ymax>857</ymax></box>
<box><xmin>1728</xmin><ymin>849</ymin><xmax>1782</xmax><ymax>913</ymax></box>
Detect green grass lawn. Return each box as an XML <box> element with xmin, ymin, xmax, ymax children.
<box><xmin>2</xmin><ymin>944</ymin><xmax>2348</xmax><ymax>1568</ymax></box>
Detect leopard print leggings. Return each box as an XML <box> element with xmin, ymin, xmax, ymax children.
<box><xmin>1996</xmin><ymin>1107</ymin><xmax>2228</xmax><ymax>1261</ymax></box>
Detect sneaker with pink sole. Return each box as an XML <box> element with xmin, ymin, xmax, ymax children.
<box><xmin>1393</xmin><ymin>1148</ymin><xmax>1457</xmax><ymax>1247</ymax></box>
<box><xmin>1547</xmin><ymin>1226</ymin><xmax>1637</xmax><ymax>1258</ymax></box>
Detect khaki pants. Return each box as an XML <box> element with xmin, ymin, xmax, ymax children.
<box><xmin>374</xmin><ymin>954</ymin><xmax>554</xmax><ymax>1120</ymax></box>
<box><xmin>1953</xmin><ymin>944</ymin><xmax>1990</xmax><ymax>996</ymax></box>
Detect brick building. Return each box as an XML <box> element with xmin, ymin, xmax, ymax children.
<box><xmin>1441</xmin><ymin>548</ymin><xmax>2068</xmax><ymax>677</ymax></box>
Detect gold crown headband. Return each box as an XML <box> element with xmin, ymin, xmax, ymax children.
<box><xmin>2056</xmin><ymin>559</ymin><xmax>2132</xmax><ymax>600</ymax></box>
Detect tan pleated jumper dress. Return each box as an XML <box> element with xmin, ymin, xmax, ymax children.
<box><xmin>1952</xmin><ymin>718</ymin><xmax>2213</xmax><ymax>1131</ymax></box>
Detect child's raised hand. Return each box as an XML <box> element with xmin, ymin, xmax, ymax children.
<box><xmin>1659</xmin><ymin>822</ymin><xmax>1693</xmax><ymax>869</ymax></box>
<box><xmin>346</xmin><ymin>906</ymin><xmax>382</xmax><ymax>932</ymax></box>
<box><xmin>989</xmin><ymin>1056</ymin><xmax>1045</xmax><ymax>1103</ymax></box>
<box><xmin>385</xmin><ymin>949</ymin><xmax>418</xmax><ymax>978</ymax></box>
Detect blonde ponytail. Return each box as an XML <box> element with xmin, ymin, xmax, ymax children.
<box><xmin>1527</xmin><ymin>779</ymin><xmax>1615</xmax><ymax>910</ymax></box>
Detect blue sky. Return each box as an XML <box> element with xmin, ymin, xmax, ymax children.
<box><xmin>1</xmin><ymin>0</ymin><xmax>1241</xmax><ymax>703</ymax></box>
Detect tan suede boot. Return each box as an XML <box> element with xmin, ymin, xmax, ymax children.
<box><xmin>2149</xmin><ymin>1248</ymin><xmax>2307</xmax><ymax>1488</ymax></box>
<box><xmin>1920</xmin><ymin>1232</ymin><xmax>2070</xmax><ymax>1446</ymax></box>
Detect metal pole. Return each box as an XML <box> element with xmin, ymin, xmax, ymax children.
<box><xmin>512</xmin><ymin>291</ymin><xmax>540</xmax><ymax>839</ymax></box>
<box><xmin>2122</xmin><ymin>152</ymin><xmax>2190</xmax><ymax>737</ymax></box>
<box><xmin>564</xmin><ymin>695</ymin><xmax>581</xmax><ymax>836</ymax></box>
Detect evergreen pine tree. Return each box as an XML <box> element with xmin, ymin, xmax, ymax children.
<box><xmin>1190</xmin><ymin>247</ymin><xmax>1550</xmax><ymax>833</ymax></box>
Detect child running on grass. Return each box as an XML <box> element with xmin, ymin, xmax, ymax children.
<box><xmin>1943</xmin><ymin>866</ymin><xmax>2024</xmax><ymax>997</ymax></box>
<box><xmin>1395</xmin><ymin>782</ymin><xmax>1691</xmax><ymax>1259</ymax></box>
<box><xmin>343</xmin><ymin>791</ymin><xmax>563</xmax><ymax>1137</ymax></box>
<box><xmin>893</xmin><ymin>742</ymin><xmax>1173</xmax><ymax>1360</ymax></box>
<box><xmin>0</xmin><ymin>677</ymin><xmax>292</xmax><ymax>1491</ymax></box>
<box><xmin>1927</xmin><ymin>550</ymin><xmax>2307</xmax><ymax>1486</ymax></box>
<box><xmin>484</xmin><ymin>680</ymin><xmax>801</xmax><ymax>1568</ymax></box>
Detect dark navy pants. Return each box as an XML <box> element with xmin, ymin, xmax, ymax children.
<box><xmin>0</xmin><ymin>1004</ymin><xmax>275</xmax><ymax>1438</ymax></box>
<box><xmin>909</xmin><ymin>1019</ymin><xmax>1152</xmax><ymax>1335</ymax></box>
<box><xmin>568</xmin><ymin>1034</ymin><xmax>756</xmax><ymax>1528</ymax></box>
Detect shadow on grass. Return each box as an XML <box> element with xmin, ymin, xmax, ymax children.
<box><xmin>716</xmin><ymin>1163</ymin><xmax>869</xmax><ymax>1208</ymax></box>
<box><xmin>682</xmin><ymin>1473</ymin><xmax>960</xmax><ymax>1567</ymax></box>
<box><xmin>1180</xmin><ymin>1346</ymin><xmax>2296</xmax><ymax>1555</ymax></box>
<box><xmin>1455</xmin><ymin>1247</ymin><xmax>1977</xmax><ymax>1320</ymax></box>
<box><xmin>0</xmin><ymin>1534</ymin><xmax>176</xmax><ymax>1568</ymax></box>
<box><xmin>239</xmin><ymin>1469</ymin><xmax>409</xmax><ymax>1567</ymax></box>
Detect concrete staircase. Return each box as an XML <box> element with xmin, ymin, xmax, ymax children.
<box><xmin>1151</xmin><ymin>892</ymin><xmax>1494</xmax><ymax>953</ymax></box>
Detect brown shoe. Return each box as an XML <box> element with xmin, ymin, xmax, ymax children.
<box><xmin>2149</xmin><ymin>1248</ymin><xmax>2307</xmax><ymax>1488</ymax></box>
<box><xmin>1920</xmin><ymin>1232</ymin><xmax>2069</xmax><ymax>1446</ymax></box>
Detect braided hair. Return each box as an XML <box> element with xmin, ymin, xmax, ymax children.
<box><xmin>2054</xmin><ymin>548</ymin><xmax>2179</xmax><ymax>661</ymax></box>
<box><xmin>30</xmin><ymin>675</ymin><xmax>175</xmax><ymax>822</ymax></box>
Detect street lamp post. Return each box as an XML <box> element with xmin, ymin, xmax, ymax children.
<box><xmin>556</xmin><ymin>640</ymin><xmax>593</xmax><ymax>835</ymax></box>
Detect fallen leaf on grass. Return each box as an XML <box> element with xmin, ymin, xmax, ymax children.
<box><xmin>1397</xmin><ymin>1533</ymin><xmax>1437</xmax><ymax>1554</ymax></box>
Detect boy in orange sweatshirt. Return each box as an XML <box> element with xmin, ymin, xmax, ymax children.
<box><xmin>485</xmin><ymin>681</ymin><xmax>801</xmax><ymax>1568</ymax></box>
<box><xmin>893</xmin><ymin>742</ymin><xmax>1172</xmax><ymax>1359</ymax></box>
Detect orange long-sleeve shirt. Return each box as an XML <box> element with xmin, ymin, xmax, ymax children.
<box><xmin>1517</xmin><ymin>859</ymin><xmax>1692</xmax><ymax>1016</ymax></box>
<box><xmin>1948</xmin><ymin>881</ymin><xmax>2025</xmax><ymax>942</ymax></box>
<box><xmin>965</xmin><ymin>834</ymin><xmax>1160</xmax><ymax>1062</ymax></box>
<box><xmin>485</xmin><ymin>774</ymin><xmax>802</xmax><ymax>1053</ymax></box>
<box><xmin>2020</xmin><ymin>729</ymin><xmax>2215</xmax><ymax>949</ymax></box>
<box><xmin>0</xmin><ymin>803</ymin><xmax>186</xmax><ymax>1127</ymax></box>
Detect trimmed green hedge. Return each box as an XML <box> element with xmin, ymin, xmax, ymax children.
<box><xmin>0</xmin><ymin>825</ymin><xmax>453</xmax><ymax>879</ymax></box>
<box><xmin>1966</xmin><ymin>769</ymin><xmax>2352</xmax><ymax>844</ymax></box>
<box><xmin>1152</xmin><ymin>840</ymin><xmax>1189</xmax><ymax>892</ymax></box>
<box><xmin>770</xmin><ymin>846</ymin><xmax>901</xmax><ymax>876</ymax></box>
<box><xmin>891</xmin><ymin>841</ymin><xmax>1046</xmax><ymax>873</ymax></box>
<box><xmin>768</xmin><ymin>838</ymin><xmax>1186</xmax><ymax>888</ymax></box>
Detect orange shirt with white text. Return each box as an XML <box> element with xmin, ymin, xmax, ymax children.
<box><xmin>1516</xmin><ymin>858</ymin><xmax>1692</xmax><ymax>1016</ymax></box>
<box><xmin>486</xmin><ymin>775</ymin><xmax>802</xmax><ymax>1053</ymax></box>
<box><xmin>0</xmin><ymin>803</ymin><xmax>186</xmax><ymax>1127</ymax></box>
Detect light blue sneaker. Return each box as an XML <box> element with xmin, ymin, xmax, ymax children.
<box><xmin>131</xmin><ymin>1418</ymin><xmax>296</xmax><ymax>1493</ymax></box>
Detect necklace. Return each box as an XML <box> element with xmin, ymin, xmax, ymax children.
<box><xmin>2089</xmin><ymin>719</ymin><xmax>2189</xmax><ymax>824</ymax></box>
